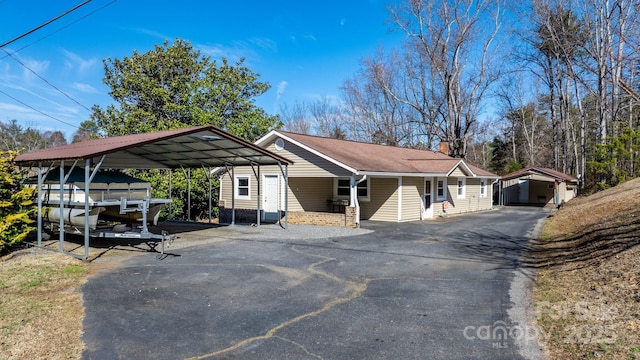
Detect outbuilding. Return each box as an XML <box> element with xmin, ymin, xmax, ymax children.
<box><xmin>500</xmin><ymin>167</ymin><xmax>578</xmax><ymax>207</ymax></box>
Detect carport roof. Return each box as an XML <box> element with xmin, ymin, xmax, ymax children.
<box><xmin>14</xmin><ymin>126</ymin><xmax>292</xmax><ymax>169</ymax></box>
<box><xmin>500</xmin><ymin>167</ymin><xmax>578</xmax><ymax>182</ymax></box>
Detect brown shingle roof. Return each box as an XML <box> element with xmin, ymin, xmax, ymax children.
<box><xmin>501</xmin><ymin>167</ymin><xmax>578</xmax><ymax>182</ymax></box>
<box><xmin>15</xmin><ymin>126</ymin><xmax>292</xmax><ymax>169</ymax></box>
<box><xmin>278</xmin><ymin>131</ymin><xmax>498</xmax><ymax>177</ymax></box>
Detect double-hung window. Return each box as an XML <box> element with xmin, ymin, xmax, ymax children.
<box><xmin>457</xmin><ymin>178</ymin><xmax>466</xmax><ymax>199</ymax></box>
<box><xmin>234</xmin><ymin>175</ymin><xmax>250</xmax><ymax>200</ymax></box>
<box><xmin>480</xmin><ymin>179</ymin><xmax>487</xmax><ymax>198</ymax></box>
<box><xmin>436</xmin><ymin>178</ymin><xmax>446</xmax><ymax>201</ymax></box>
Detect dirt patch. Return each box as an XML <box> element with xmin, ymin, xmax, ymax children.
<box><xmin>530</xmin><ymin>178</ymin><xmax>640</xmax><ymax>359</ymax></box>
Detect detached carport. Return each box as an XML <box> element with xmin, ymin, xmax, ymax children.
<box><xmin>14</xmin><ymin>125</ymin><xmax>292</xmax><ymax>259</ymax></box>
<box><xmin>500</xmin><ymin>166</ymin><xmax>578</xmax><ymax>207</ymax></box>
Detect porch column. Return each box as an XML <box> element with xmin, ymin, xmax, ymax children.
<box><xmin>349</xmin><ymin>175</ymin><xmax>356</xmax><ymax>207</ymax></box>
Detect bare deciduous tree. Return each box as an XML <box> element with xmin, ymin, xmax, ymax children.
<box><xmin>389</xmin><ymin>0</ymin><xmax>504</xmax><ymax>157</ymax></box>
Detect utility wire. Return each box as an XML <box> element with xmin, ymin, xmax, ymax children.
<box><xmin>0</xmin><ymin>0</ymin><xmax>91</xmax><ymax>48</ymax></box>
<box><xmin>1</xmin><ymin>48</ymin><xmax>91</xmax><ymax>111</ymax></box>
<box><xmin>0</xmin><ymin>0</ymin><xmax>117</xmax><ymax>59</ymax></box>
<box><xmin>0</xmin><ymin>89</ymin><xmax>81</xmax><ymax>129</ymax></box>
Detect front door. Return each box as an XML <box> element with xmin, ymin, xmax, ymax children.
<box><xmin>263</xmin><ymin>175</ymin><xmax>280</xmax><ymax>222</ymax></box>
<box><xmin>423</xmin><ymin>179</ymin><xmax>434</xmax><ymax>219</ymax></box>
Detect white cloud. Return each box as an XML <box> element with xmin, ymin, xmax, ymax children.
<box><xmin>249</xmin><ymin>37</ymin><xmax>277</xmax><ymax>52</ymax></box>
<box><xmin>276</xmin><ymin>81</ymin><xmax>288</xmax><ymax>101</ymax></box>
<box><xmin>340</xmin><ymin>18</ymin><xmax>346</xmax><ymax>26</ymax></box>
<box><xmin>198</xmin><ymin>41</ymin><xmax>259</xmax><ymax>64</ymax></box>
<box><xmin>137</xmin><ymin>28</ymin><xmax>172</xmax><ymax>41</ymax></box>
<box><xmin>62</xmin><ymin>50</ymin><xmax>98</xmax><ymax>75</ymax></box>
<box><xmin>303</xmin><ymin>34</ymin><xmax>317</xmax><ymax>41</ymax></box>
<box><xmin>0</xmin><ymin>102</ymin><xmax>34</xmax><ymax>114</ymax></box>
<box><xmin>72</xmin><ymin>82</ymin><xmax>98</xmax><ymax>94</ymax></box>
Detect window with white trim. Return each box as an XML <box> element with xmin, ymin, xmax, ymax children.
<box><xmin>436</xmin><ymin>178</ymin><xmax>446</xmax><ymax>201</ymax></box>
<box><xmin>480</xmin><ymin>178</ymin><xmax>487</xmax><ymax>198</ymax></box>
<box><xmin>335</xmin><ymin>178</ymin><xmax>369</xmax><ymax>201</ymax></box>
<box><xmin>234</xmin><ymin>175</ymin><xmax>250</xmax><ymax>200</ymax></box>
<box><xmin>457</xmin><ymin>178</ymin><xmax>466</xmax><ymax>199</ymax></box>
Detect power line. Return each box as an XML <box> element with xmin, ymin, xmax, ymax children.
<box><xmin>0</xmin><ymin>0</ymin><xmax>91</xmax><ymax>48</ymax></box>
<box><xmin>0</xmin><ymin>89</ymin><xmax>81</xmax><ymax>129</ymax></box>
<box><xmin>1</xmin><ymin>48</ymin><xmax>91</xmax><ymax>111</ymax></box>
<box><xmin>0</xmin><ymin>0</ymin><xmax>117</xmax><ymax>59</ymax></box>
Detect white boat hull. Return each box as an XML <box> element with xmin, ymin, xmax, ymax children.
<box><xmin>45</xmin><ymin>207</ymin><xmax>105</xmax><ymax>231</ymax></box>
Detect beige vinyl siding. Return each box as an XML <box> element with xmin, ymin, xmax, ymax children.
<box><xmin>360</xmin><ymin>177</ymin><xmax>398</xmax><ymax>221</ymax></box>
<box><xmin>401</xmin><ymin>177</ymin><xmax>422</xmax><ymax>222</ymax></box>
<box><xmin>449</xmin><ymin>166</ymin><xmax>469</xmax><ymax>177</ymax></box>
<box><xmin>220</xmin><ymin>172</ymin><xmax>335</xmax><ymax>213</ymax></box>
<box><xmin>446</xmin><ymin>178</ymin><xmax>492</xmax><ymax>214</ymax></box>
<box><xmin>219</xmin><ymin>172</ymin><xmax>258</xmax><ymax>209</ymax></box>
<box><xmin>288</xmin><ymin>177</ymin><xmax>333</xmax><ymax>212</ymax></box>
<box><xmin>264</xmin><ymin>138</ymin><xmax>350</xmax><ymax>177</ymax></box>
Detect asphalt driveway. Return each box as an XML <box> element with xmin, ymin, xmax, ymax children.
<box><xmin>82</xmin><ymin>207</ymin><xmax>549</xmax><ymax>360</ymax></box>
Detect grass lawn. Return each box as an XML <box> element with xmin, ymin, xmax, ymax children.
<box><xmin>0</xmin><ymin>250</ymin><xmax>88</xmax><ymax>359</ymax></box>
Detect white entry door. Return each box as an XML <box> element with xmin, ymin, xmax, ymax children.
<box><xmin>422</xmin><ymin>179</ymin><xmax>434</xmax><ymax>219</ymax></box>
<box><xmin>262</xmin><ymin>175</ymin><xmax>280</xmax><ymax>222</ymax></box>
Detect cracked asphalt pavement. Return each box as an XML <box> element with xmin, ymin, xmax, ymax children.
<box><xmin>82</xmin><ymin>207</ymin><xmax>549</xmax><ymax>359</ymax></box>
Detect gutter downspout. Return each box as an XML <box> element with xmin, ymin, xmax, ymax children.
<box><xmin>352</xmin><ymin>175</ymin><xmax>367</xmax><ymax>228</ymax></box>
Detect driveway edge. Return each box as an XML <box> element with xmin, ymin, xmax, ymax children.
<box><xmin>508</xmin><ymin>215</ymin><xmax>548</xmax><ymax>360</ymax></box>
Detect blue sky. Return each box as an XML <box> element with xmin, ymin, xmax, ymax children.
<box><xmin>0</xmin><ymin>0</ymin><xmax>403</xmax><ymax>139</ymax></box>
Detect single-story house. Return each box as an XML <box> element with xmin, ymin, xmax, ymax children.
<box><xmin>500</xmin><ymin>167</ymin><xmax>578</xmax><ymax>207</ymax></box>
<box><xmin>217</xmin><ymin>131</ymin><xmax>499</xmax><ymax>227</ymax></box>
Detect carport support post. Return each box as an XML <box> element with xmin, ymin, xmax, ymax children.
<box><xmin>208</xmin><ymin>167</ymin><xmax>212</xmax><ymax>224</ymax></box>
<box><xmin>276</xmin><ymin>162</ymin><xmax>288</xmax><ymax>229</ymax></box>
<box><xmin>251</xmin><ymin>163</ymin><xmax>260</xmax><ymax>226</ymax></box>
<box><xmin>83</xmin><ymin>159</ymin><xmax>90</xmax><ymax>259</ymax></box>
<box><xmin>37</xmin><ymin>164</ymin><xmax>43</xmax><ymax>247</ymax></box>
<box><xmin>284</xmin><ymin>164</ymin><xmax>288</xmax><ymax>229</ymax></box>
<box><xmin>58</xmin><ymin>162</ymin><xmax>65</xmax><ymax>251</ymax></box>
<box><xmin>231</xmin><ymin>165</ymin><xmax>235</xmax><ymax>225</ymax></box>
<box><xmin>168</xmin><ymin>169</ymin><xmax>172</xmax><ymax>220</ymax></box>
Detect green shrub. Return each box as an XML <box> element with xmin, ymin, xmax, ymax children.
<box><xmin>0</xmin><ymin>151</ymin><xmax>35</xmax><ymax>253</ymax></box>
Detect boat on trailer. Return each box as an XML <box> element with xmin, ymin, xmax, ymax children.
<box><xmin>36</xmin><ymin>168</ymin><xmax>172</xmax><ymax>232</ymax></box>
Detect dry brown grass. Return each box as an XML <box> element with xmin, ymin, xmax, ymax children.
<box><xmin>0</xmin><ymin>250</ymin><xmax>88</xmax><ymax>360</ymax></box>
<box><xmin>532</xmin><ymin>178</ymin><xmax>640</xmax><ymax>359</ymax></box>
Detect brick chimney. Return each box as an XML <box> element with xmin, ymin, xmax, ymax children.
<box><xmin>439</xmin><ymin>141</ymin><xmax>450</xmax><ymax>156</ymax></box>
